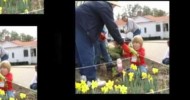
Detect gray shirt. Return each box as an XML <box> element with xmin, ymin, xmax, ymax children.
<box><xmin>125</xmin><ymin>18</ymin><xmax>139</xmax><ymax>33</ymax></box>
<box><xmin>0</xmin><ymin>46</ymin><xmax>7</xmax><ymax>58</ymax></box>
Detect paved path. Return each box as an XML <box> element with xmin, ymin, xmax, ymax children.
<box><xmin>11</xmin><ymin>65</ymin><xmax>36</xmax><ymax>88</ymax></box>
<box><xmin>143</xmin><ymin>40</ymin><xmax>168</xmax><ymax>63</ymax></box>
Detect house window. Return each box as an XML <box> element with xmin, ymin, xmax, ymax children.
<box><xmin>144</xmin><ymin>27</ymin><xmax>147</xmax><ymax>33</ymax></box>
<box><xmin>31</xmin><ymin>48</ymin><xmax>37</xmax><ymax>57</ymax></box>
<box><xmin>12</xmin><ymin>53</ymin><xmax>14</xmax><ymax>58</ymax></box>
<box><xmin>24</xmin><ymin>50</ymin><xmax>28</xmax><ymax>57</ymax></box>
<box><xmin>163</xmin><ymin>23</ymin><xmax>169</xmax><ymax>32</ymax></box>
<box><xmin>156</xmin><ymin>24</ymin><xmax>161</xmax><ymax>32</ymax></box>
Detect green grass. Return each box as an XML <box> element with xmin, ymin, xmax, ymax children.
<box><xmin>0</xmin><ymin>0</ymin><xmax>44</xmax><ymax>14</ymax></box>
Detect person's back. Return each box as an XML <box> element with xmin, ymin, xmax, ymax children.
<box><xmin>76</xmin><ymin>1</ymin><xmax>114</xmax><ymax>43</ymax></box>
<box><xmin>126</xmin><ymin>18</ymin><xmax>139</xmax><ymax>33</ymax></box>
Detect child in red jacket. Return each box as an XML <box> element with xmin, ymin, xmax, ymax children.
<box><xmin>123</xmin><ymin>35</ymin><xmax>147</xmax><ymax>72</ymax></box>
<box><xmin>0</xmin><ymin>60</ymin><xmax>14</xmax><ymax>98</ymax></box>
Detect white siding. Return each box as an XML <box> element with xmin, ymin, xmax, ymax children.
<box><xmin>5</xmin><ymin>47</ymin><xmax>31</xmax><ymax>63</ymax></box>
<box><xmin>138</xmin><ymin>22</ymin><xmax>161</xmax><ymax>38</ymax></box>
<box><xmin>1</xmin><ymin>41</ymin><xmax>37</xmax><ymax>64</ymax></box>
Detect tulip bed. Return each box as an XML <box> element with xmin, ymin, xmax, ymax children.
<box><xmin>75</xmin><ymin>41</ymin><xmax>169</xmax><ymax>94</ymax></box>
<box><xmin>0</xmin><ymin>0</ymin><xmax>43</xmax><ymax>14</ymax></box>
<box><xmin>0</xmin><ymin>83</ymin><xmax>37</xmax><ymax>100</ymax></box>
<box><xmin>75</xmin><ymin>58</ymin><xmax>169</xmax><ymax>94</ymax></box>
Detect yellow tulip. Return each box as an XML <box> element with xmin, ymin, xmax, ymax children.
<box><xmin>119</xmin><ymin>85</ymin><xmax>127</xmax><ymax>94</ymax></box>
<box><xmin>128</xmin><ymin>72</ymin><xmax>134</xmax><ymax>81</ymax></box>
<box><xmin>114</xmin><ymin>85</ymin><xmax>120</xmax><ymax>91</ymax></box>
<box><xmin>101</xmin><ymin>86</ymin><xmax>109</xmax><ymax>94</ymax></box>
<box><xmin>24</xmin><ymin>9</ymin><xmax>29</xmax><ymax>14</ymax></box>
<box><xmin>141</xmin><ymin>72</ymin><xmax>147</xmax><ymax>79</ymax></box>
<box><xmin>20</xmin><ymin>93</ymin><xmax>27</xmax><ymax>99</ymax></box>
<box><xmin>105</xmin><ymin>80</ymin><xmax>114</xmax><ymax>90</ymax></box>
<box><xmin>81</xmin><ymin>84</ymin><xmax>89</xmax><ymax>93</ymax></box>
<box><xmin>0</xmin><ymin>7</ymin><xmax>2</xmax><ymax>14</ymax></box>
<box><xmin>80</xmin><ymin>80</ymin><xmax>86</xmax><ymax>85</ymax></box>
<box><xmin>9</xmin><ymin>98</ymin><xmax>15</xmax><ymax>100</ymax></box>
<box><xmin>0</xmin><ymin>89</ymin><xmax>5</xmax><ymax>95</ymax></box>
<box><xmin>130</xmin><ymin>64</ymin><xmax>137</xmax><ymax>71</ymax></box>
<box><xmin>150</xmin><ymin>89</ymin><xmax>154</xmax><ymax>93</ymax></box>
<box><xmin>75</xmin><ymin>82</ymin><xmax>81</xmax><ymax>91</ymax></box>
<box><xmin>147</xmin><ymin>74</ymin><xmax>153</xmax><ymax>83</ymax></box>
<box><xmin>91</xmin><ymin>80</ymin><xmax>98</xmax><ymax>90</ymax></box>
<box><xmin>152</xmin><ymin>68</ymin><xmax>159</xmax><ymax>74</ymax></box>
<box><xmin>122</xmin><ymin>70</ymin><xmax>126</xmax><ymax>77</ymax></box>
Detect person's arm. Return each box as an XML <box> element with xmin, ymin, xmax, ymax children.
<box><xmin>5</xmin><ymin>73</ymin><xmax>13</xmax><ymax>90</ymax></box>
<box><xmin>98</xmin><ymin>6</ymin><xmax>124</xmax><ymax>45</ymax></box>
<box><xmin>136</xmin><ymin>48</ymin><xmax>145</xmax><ymax>64</ymax></box>
<box><xmin>97</xmin><ymin>5</ymin><xmax>134</xmax><ymax>54</ymax></box>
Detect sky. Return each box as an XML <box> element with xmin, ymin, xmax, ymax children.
<box><xmin>0</xmin><ymin>26</ymin><xmax>37</xmax><ymax>38</ymax></box>
<box><xmin>113</xmin><ymin>1</ymin><xmax>169</xmax><ymax>19</ymax></box>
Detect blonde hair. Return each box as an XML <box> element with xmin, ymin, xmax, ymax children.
<box><xmin>0</xmin><ymin>60</ymin><xmax>11</xmax><ymax>72</ymax></box>
<box><xmin>132</xmin><ymin>35</ymin><xmax>143</xmax><ymax>46</ymax></box>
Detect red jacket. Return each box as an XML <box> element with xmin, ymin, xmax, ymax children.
<box><xmin>0</xmin><ymin>73</ymin><xmax>13</xmax><ymax>91</ymax></box>
<box><xmin>123</xmin><ymin>47</ymin><xmax>146</xmax><ymax>66</ymax></box>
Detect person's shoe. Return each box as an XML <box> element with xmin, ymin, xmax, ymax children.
<box><xmin>96</xmin><ymin>78</ymin><xmax>106</xmax><ymax>87</ymax></box>
<box><xmin>80</xmin><ymin>75</ymin><xmax>87</xmax><ymax>82</ymax></box>
<box><xmin>87</xmin><ymin>79</ymin><xmax>106</xmax><ymax>87</ymax></box>
<box><xmin>87</xmin><ymin>81</ymin><xmax>92</xmax><ymax>87</ymax></box>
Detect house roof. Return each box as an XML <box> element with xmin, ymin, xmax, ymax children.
<box><xmin>11</xmin><ymin>40</ymin><xmax>37</xmax><ymax>47</ymax></box>
<box><xmin>143</xmin><ymin>15</ymin><xmax>169</xmax><ymax>22</ymax></box>
<box><xmin>115</xmin><ymin>15</ymin><xmax>169</xmax><ymax>26</ymax></box>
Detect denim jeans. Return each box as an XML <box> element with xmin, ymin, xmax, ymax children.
<box><xmin>75</xmin><ymin>28</ymin><xmax>96</xmax><ymax>81</ymax></box>
<box><xmin>1</xmin><ymin>54</ymin><xmax>9</xmax><ymax>61</ymax></box>
<box><xmin>133</xmin><ymin>29</ymin><xmax>141</xmax><ymax>37</ymax></box>
<box><xmin>162</xmin><ymin>58</ymin><xmax>169</xmax><ymax>65</ymax></box>
<box><xmin>30</xmin><ymin>83</ymin><xmax>37</xmax><ymax>90</ymax></box>
<box><xmin>6</xmin><ymin>90</ymin><xmax>15</xmax><ymax>98</ymax></box>
<box><xmin>94</xmin><ymin>39</ymin><xmax>113</xmax><ymax>69</ymax></box>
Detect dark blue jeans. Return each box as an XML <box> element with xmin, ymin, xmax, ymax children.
<box><xmin>162</xmin><ymin>58</ymin><xmax>169</xmax><ymax>65</ymax></box>
<box><xmin>133</xmin><ymin>29</ymin><xmax>141</xmax><ymax>37</ymax></box>
<box><xmin>30</xmin><ymin>83</ymin><xmax>37</xmax><ymax>90</ymax></box>
<box><xmin>94</xmin><ymin>39</ymin><xmax>113</xmax><ymax>69</ymax></box>
<box><xmin>1</xmin><ymin>54</ymin><xmax>9</xmax><ymax>61</ymax></box>
<box><xmin>75</xmin><ymin>28</ymin><xmax>96</xmax><ymax>81</ymax></box>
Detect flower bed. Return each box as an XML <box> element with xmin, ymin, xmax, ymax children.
<box><xmin>13</xmin><ymin>83</ymin><xmax>37</xmax><ymax>100</ymax></box>
<box><xmin>75</xmin><ymin>58</ymin><xmax>169</xmax><ymax>94</ymax></box>
<box><xmin>0</xmin><ymin>0</ymin><xmax>43</xmax><ymax>14</ymax></box>
<box><xmin>0</xmin><ymin>83</ymin><xmax>37</xmax><ymax>100</ymax></box>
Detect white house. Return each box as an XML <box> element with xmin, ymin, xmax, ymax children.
<box><xmin>0</xmin><ymin>40</ymin><xmax>37</xmax><ymax>64</ymax></box>
<box><xmin>113</xmin><ymin>15</ymin><xmax>169</xmax><ymax>40</ymax></box>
